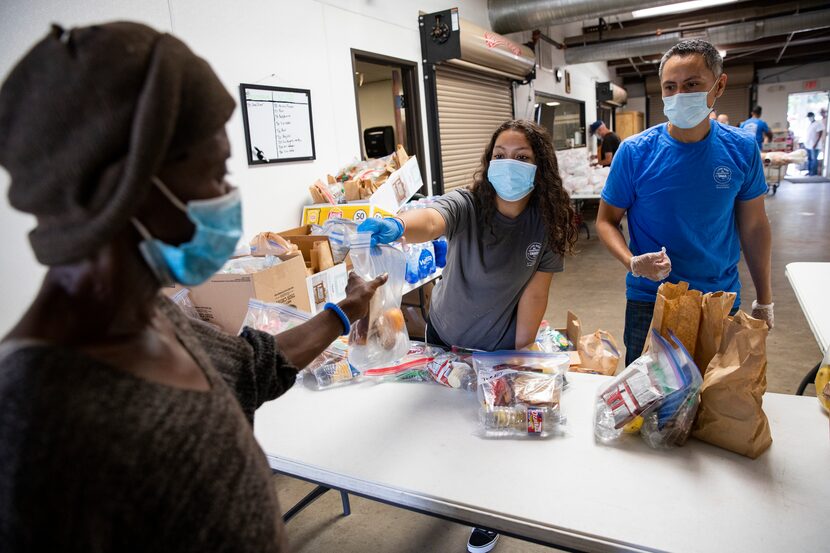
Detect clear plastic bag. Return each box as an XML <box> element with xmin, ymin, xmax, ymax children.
<box><xmin>363</xmin><ymin>343</ymin><xmax>444</xmax><ymax>383</ymax></box>
<box><xmin>474</xmin><ymin>352</ymin><xmax>567</xmax><ymax>439</ymax></box>
<box><xmin>310</xmin><ymin>218</ymin><xmax>356</xmax><ymax>264</ymax></box>
<box><xmin>240</xmin><ymin>299</ymin><xmax>309</xmax><ymax>335</ymax></box>
<box><xmin>239</xmin><ymin>300</ymin><xmax>357</xmax><ymax>390</ymax></box>
<box><xmin>594</xmin><ymin>354</ymin><xmax>664</xmax><ymax>443</ymax></box>
<box><xmin>594</xmin><ymin>329</ymin><xmax>702</xmax><ymax>446</ymax></box>
<box><xmin>171</xmin><ymin>288</ymin><xmax>200</xmax><ymax>321</ymax></box>
<box><xmin>426</xmin><ymin>353</ymin><xmax>476</xmax><ymax>391</ymax></box>
<box><xmin>219</xmin><ymin>255</ymin><xmax>282</xmax><ymax>274</ymax></box>
<box><xmin>640</xmin><ymin>331</ymin><xmax>703</xmax><ymax>449</ymax></box>
<box><xmin>304</xmin><ymin>344</ymin><xmax>360</xmax><ymax>390</ymax></box>
<box><xmin>347</xmin><ymin>232</ymin><xmax>410</xmax><ymax>370</ymax></box>
<box><xmin>533</xmin><ymin>321</ymin><xmax>574</xmax><ymax>353</ymax></box>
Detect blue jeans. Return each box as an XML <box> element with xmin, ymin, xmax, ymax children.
<box><xmin>807</xmin><ymin>148</ymin><xmax>820</xmax><ymax>175</ymax></box>
<box><xmin>624</xmin><ymin>300</ymin><xmax>655</xmax><ymax>366</ymax></box>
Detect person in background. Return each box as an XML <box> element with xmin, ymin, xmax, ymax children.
<box><xmin>709</xmin><ymin>111</ymin><xmax>718</xmax><ymax>121</ymax></box>
<box><xmin>589</xmin><ymin>120</ymin><xmax>621</xmax><ymax>166</ymax></box>
<box><xmin>806</xmin><ymin>111</ymin><xmax>824</xmax><ymax>176</ymax></box>
<box><xmin>359</xmin><ymin>120</ymin><xmax>577</xmax><ymax>553</ymax></box>
<box><xmin>0</xmin><ymin>22</ymin><xmax>385</xmax><ymax>552</ymax></box>
<box><xmin>596</xmin><ymin>39</ymin><xmax>773</xmax><ymax>366</ymax></box>
<box><xmin>740</xmin><ymin>105</ymin><xmax>773</xmax><ymax>148</ymax></box>
<box><xmin>717</xmin><ymin>113</ymin><xmax>730</xmax><ymax>125</ymax></box>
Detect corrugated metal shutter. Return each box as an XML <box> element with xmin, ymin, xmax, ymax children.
<box><xmin>436</xmin><ymin>63</ymin><xmax>513</xmax><ymax>191</ymax></box>
<box><xmin>713</xmin><ymin>86</ymin><xmax>750</xmax><ymax>126</ymax></box>
<box><xmin>647</xmin><ymin>95</ymin><xmax>668</xmax><ymax>127</ymax></box>
<box><xmin>647</xmin><ymin>86</ymin><xmax>751</xmax><ymax>128</ymax></box>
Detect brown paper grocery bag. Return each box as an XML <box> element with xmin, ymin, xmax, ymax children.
<box><xmin>577</xmin><ymin>330</ymin><xmax>621</xmax><ymax>376</ymax></box>
<box><xmin>694</xmin><ymin>291</ymin><xmax>737</xmax><ymax>376</ymax></box>
<box><xmin>692</xmin><ymin>311</ymin><xmax>772</xmax><ymax>459</ymax></box>
<box><xmin>644</xmin><ymin>281</ymin><xmax>702</xmax><ymax>357</ymax></box>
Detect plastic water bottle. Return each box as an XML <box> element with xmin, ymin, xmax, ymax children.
<box><xmin>432</xmin><ymin>237</ymin><xmax>447</xmax><ymax>268</ymax></box>
<box><xmin>418</xmin><ymin>242</ymin><xmax>435</xmax><ymax>279</ymax></box>
<box><xmin>480</xmin><ymin>405</ymin><xmax>561</xmax><ymax>437</ymax></box>
<box><xmin>405</xmin><ymin>243</ymin><xmax>421</xmax><ymax>284</ymax></box>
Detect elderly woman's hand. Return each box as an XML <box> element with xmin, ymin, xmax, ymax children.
<box><xmin>338</xmin><ymin>272</ymin><xmax>388</xmax><ymax>322</ymax></box>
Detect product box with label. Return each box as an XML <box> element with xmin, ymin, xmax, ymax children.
<box><xmin>301</xmin><ymin>203</ymin><xmax>393</xmax><ymax>226</ymax></box>
<box><xmin>301</xmin><ymin>156</ymin><xmax>424</xmax><ymax>226</ymax></box>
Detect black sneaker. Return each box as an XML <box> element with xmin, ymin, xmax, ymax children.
<box><xmin>467</xmin><ymin>527</ymin><xmax>499</xmax><ymax>553</ymax></box>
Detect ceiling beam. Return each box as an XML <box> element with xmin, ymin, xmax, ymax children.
<box><xmin>564</xmin><ymin>0</ymin><xmax>826</xmax><ymax>46</ymax></box>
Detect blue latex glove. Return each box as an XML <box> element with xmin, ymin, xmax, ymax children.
<box><xmin>357</xmin><ymin>217</ymin><xmax>404</xmax><ymax>246</ymax></box>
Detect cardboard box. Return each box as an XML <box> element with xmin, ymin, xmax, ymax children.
<box><xmin>172</xmin><ymin>253</ymin><xmax>348</xmax><ymax>334</ymax></box>
<box><xmin>301</xmin><ymin>203</ymin><xmax>394</xmax><ymax>226</ymax></box>
<box><xmin>301</xmin><ymin>156</ymin><xmax>424</xmax><ymax>226</ymax></box>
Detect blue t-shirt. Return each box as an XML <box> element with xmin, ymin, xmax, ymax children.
<box><xmin>602</xmin><ymin>119</ymin><xmax>767</xmax><ymax>306</ymax></box>
<box><xmin>739</xmin><ymin>117</ymin><xmax>769</xmax><ymax>146</ymax></box>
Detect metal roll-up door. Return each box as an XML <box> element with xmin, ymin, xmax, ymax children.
<box><xmin>713</xmin><ymin>86</ymin><xmax>750</xmax><ymax>125</ymax></box>
<box><xmin>436</xmin><ymin>63</ymin><xmax>513</xmax><ymax>192</ymax></box>
<box><xmin>647</xmin><ymin>95</ymin><xmax>668</xmax><ymax>127</ymax></box>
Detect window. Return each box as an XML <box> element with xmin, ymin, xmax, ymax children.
<box><xmin>534</xmin><ymin>94</ymin><xmax>586</xmax><ymax>150</ymax></box>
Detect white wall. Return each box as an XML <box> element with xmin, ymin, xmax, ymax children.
<box><xmin>510</xmin><ymin>22</ymin><xmax>616</xmax><ymax>153</ymax></box>
<box><xmin>0</xmin><ymin>0</ymin><xmax>490</xmax><ymax>336</ymax></box>
<box><xmin>756</xmin><ymin>77</ymin><xmax>830</xmax><ymax>132</ymax></box>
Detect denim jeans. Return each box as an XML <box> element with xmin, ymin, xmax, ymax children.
<box><xmin>623</xmin><ymin>300</ymin><xmax>655</xmax><ymax>366</ymax></box>
<box><xmin>807</xmin><ymin>148</ymin><xmax>820</xmax><ymax>176</ymax></box>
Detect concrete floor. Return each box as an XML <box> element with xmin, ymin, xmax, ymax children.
<box><xmin>273</xmin><ymin>179</ymin><xmax>829</xmax><ymax>553</ymax></box>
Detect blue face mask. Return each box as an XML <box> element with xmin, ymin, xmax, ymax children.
<box><xmin>132</xmin><ymin>177</ymin><xmax>243</xmax><ymax>286</ymax></box>
<box><xmin>662</xmin><ymin>79</ymin><xmax>719</xmax><ymax>129</ymax></box>
<box><xmin>487</xmin><ymin>158</ymin><xmax>537</xmax><ymax>202</ymax></box>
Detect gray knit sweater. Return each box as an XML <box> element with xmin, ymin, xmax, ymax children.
<box><xmin>0</xmin><ymin>296</ymin><xmax>297</xmax><ymax>552</ymax></box>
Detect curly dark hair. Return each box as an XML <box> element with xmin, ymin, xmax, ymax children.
<box><xmin>470</xmin><ymin>119</ymin><xmax>577</xmax><ymax>256</ymax></box>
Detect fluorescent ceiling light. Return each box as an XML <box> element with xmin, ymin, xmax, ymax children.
<box><xmin>632</xmin><ymin>0</ymin><xmax>738</xmax><ymax>19</ymax></box>
<box><xmin>546</xmin><ymin>102</ymin><xmax>560</xmax><ymax>106</ymax></box>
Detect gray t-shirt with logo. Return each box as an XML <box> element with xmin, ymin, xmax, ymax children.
<box><xmin>428</xmin><ymin>189</ymin><xmax>564</xmax><ymax>350</ymax></box>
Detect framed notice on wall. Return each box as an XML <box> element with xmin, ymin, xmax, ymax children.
<box><xmin>239</xmin><ymin>84</ymin><xmax>316</xmax><ymax>165</ymax></box>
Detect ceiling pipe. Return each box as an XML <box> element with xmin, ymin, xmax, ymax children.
<box><xmin>564</xmin><ymin>8</ymin><xmax>830</xmax><ymax>64</ymax></box>
<box><xmin>488</xmin><ymin>0</ymin><xmax>691</xmax><ymax>34</ymax></box>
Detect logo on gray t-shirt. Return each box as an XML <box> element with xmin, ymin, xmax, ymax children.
<box><xmin>526</xmin><ymin>242</ymin><xmax>542</xmax><ymax>266</ymax></box>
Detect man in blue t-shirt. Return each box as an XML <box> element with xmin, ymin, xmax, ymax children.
<box><xmin>596</xmin><ymin>39</ymin><xmax>774</xmax><ymax>365</ymax></box>
<box><xmin>739</xmin><ymin>105</ymin><xmax>773</xmax><ymax>148</ymax></box>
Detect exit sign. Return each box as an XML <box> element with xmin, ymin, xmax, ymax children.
<box><xmin>804</xmin><ymin>80</ymin><xmax>818</xmax><ymax>90</ymax></box>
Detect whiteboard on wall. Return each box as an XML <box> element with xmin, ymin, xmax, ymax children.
<box><xmin>239</xmin><ymin>84</ymin><xmax>316</xmax><ymax>165</ymax></box>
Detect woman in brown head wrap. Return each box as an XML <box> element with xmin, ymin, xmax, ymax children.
<box><xmin>0</xmin><ymin>22</ymin><xmax>384</xmax><ymax>552</ymax></box>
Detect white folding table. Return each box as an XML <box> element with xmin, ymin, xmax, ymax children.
<box><xmin>785</xmin><ymin>262</ymin><xmax>830</xmax><ymax>394</ymax></box>
<box><xmin>254</xmin><ymin>372</ymin><xmax>829</xmax><ymax>553</ymax></box>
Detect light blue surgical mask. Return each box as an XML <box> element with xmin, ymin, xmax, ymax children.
<box><xmin>132</xmin><ymin>176</ymin><xmax>243</xmax><ymax>286</ymax></box>
<box><xmin>487</xmin><ymin>158</ymin><xmax>537</xmax><ymax>202</ymax></box>
<box><xmin>662</xmin><ymin>79</ymin><xmax>720</xmax><ymax>129</ymax></box>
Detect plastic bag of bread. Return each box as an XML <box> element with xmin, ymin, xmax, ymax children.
<box><xmin>347</xmin><ymin>232</ymin><xmax>409</xmax><ymax>370</ymax></box>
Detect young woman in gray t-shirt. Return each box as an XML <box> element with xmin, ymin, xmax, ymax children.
<box><xmin>359</xmin><ymin>120</ymin><xmax>576</xmax><ymax>352</ymax></box>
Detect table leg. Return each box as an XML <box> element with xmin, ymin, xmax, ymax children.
<box><xmin>340</xmin><ymin>491</ymin><xmax>351</xmax><ymax>517</ymax></box>
<box><xmin>282</xmin><ymin>485</ymin><xmax>331</xmax><ymax>523</ymax></box>
<box><xmin>796</xmin><ymin>361</ymin><xmax>821</xmax><ymax>396</ymax></box>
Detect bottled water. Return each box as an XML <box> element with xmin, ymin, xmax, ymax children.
<box><xmin>479</xmin><ymin>405</ymin><xmax>562</xmax><ymax>437</ymax></box>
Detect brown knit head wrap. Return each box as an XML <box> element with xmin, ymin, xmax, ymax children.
<box><xmin>0</xmin><ymin>22</ymin><xmax>235</xmax><ymax>265</ymax></box>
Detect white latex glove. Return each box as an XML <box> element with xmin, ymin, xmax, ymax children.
<box><xmin>751</xmin><ymin>300</ymin><xmax>774</xmax><ymax>330</ymax></box>
<box><xmin>630</xmin><ymin>247</ymin><xmax>672</xmax><ymax>282</ymax></box>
